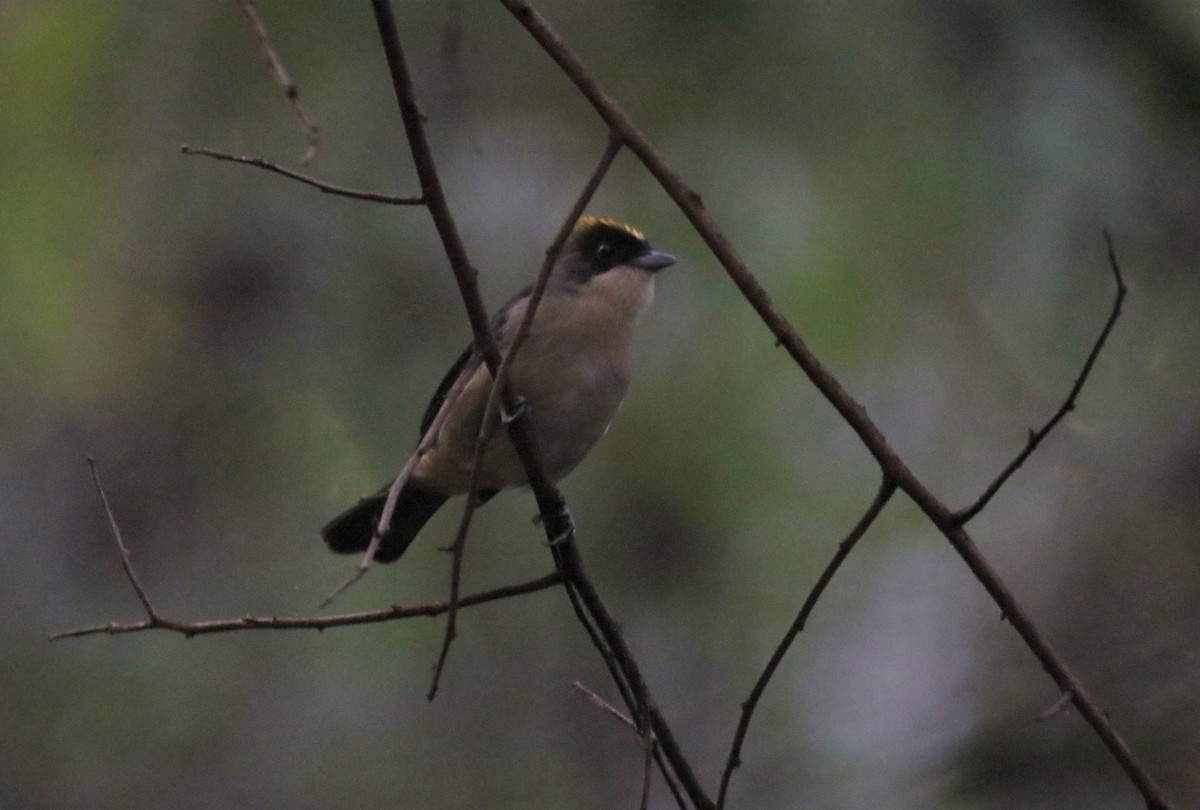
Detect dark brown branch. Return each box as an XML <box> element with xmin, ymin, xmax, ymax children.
<box><xmin>499</xmin><ymin>3</ymin><xmax>1173</xmax><ymax>808</ymax></box>
<box><xmin>50</xmin><ymin>573</ymin><xmax>564</xmax><ymax>641</ymax></box>
<box><xmin>234</xmin><ymin>0</ymin><xmax>322</xmax><ymax>164</ymax></box>
<box><xmin>180</xmin><ymin>145</ymin><xmax>422</xmax><ymax>204</ymax></box>
<box><xmin>86</xmin><ymin>458</ymin><xmax>160</xmax><ymax>622</ymax></box>
<box><xmin>367</xmin><ymin>6</ymin><xmax>705</xmax><ymax>806</ymax></box>
<box><xmin>951</xmin><ymin>230</ymin><xmax>1127</xmax><ymax>525</ymax></box>
<box><xmin>429</xmin><ymin>134</ymin><xmax>623</xmax><ymax>700</ymax></box>
<box><xmin>717</xmin><ymin>478</ymin><xmax>897</xmax><ymax>808</ymax></box>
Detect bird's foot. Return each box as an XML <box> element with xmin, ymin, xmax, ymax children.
<box><xmin>501</xmin><ymin>396</ymin><xmax>529</xmax><ymax>425</ymax></box>
<box><xmin>533</xmin><ymin>506</ymin><xmax>575</xmax><ymax>545</ymax></box>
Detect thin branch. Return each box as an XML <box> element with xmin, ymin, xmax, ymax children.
<box><xmin>951</xmin><ymin>229</ymin><xmax>1128</xmax><ymax>525</ymax></box>
<box><xmin>572</xmin><ymin>679</ymin><xmax>639</xmax><ymax>732</ymax></box>
<box><xmin>86</xmin><ymin>457</ymin><xmax>160</xmax><ymax>621</ymax></box>
<box><xmin>50</xmin><ymin>572</ymin><xmax>564</xmax><ymax>641</ymax></box>
<box><xmin>717</xmin><ymin>478</ymin><xmax>896</xmax><ymax>808</ymax></box>
<box><xmin>428</xmin><ymin>134</ymin><xmax>622</xmax><ymax>700</ymax></box>
<box><xmin>321</xmin><ymin>363</ymin><xmax>473</xmax><ymax>608</ymax></box>
<box><xmin>180</xmin><ymin>145</ymin><xmax>422</xmax><ymax>204</ymax></box>
<box><xmin>234</xmin><ymin>0</ymin><xmax>322</xmax><ymax>163</ymax></box>
<box><xmin>499</xmin><ymin>5</ymin><xmax>1173</xmax><ymax>808</ymax></box>
<box><xmin>571</xmin><ymin>680</ymin><xmax>665</xmax><ymax>810</ymax></box>
<box><xmin>553</xmin><ymin>539</ymin><xmax>710</xmax><ymax>809</ymax></box>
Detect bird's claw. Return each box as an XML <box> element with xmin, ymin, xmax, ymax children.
<box><xmin>502</xmin><ymin>397</ymin><xmax>529</xmax><ymax>425</ymax></box>
<box><xmin>543</xmin><ymin>507</ymin><xmax>575</xmax><ymax>547</ymax></box>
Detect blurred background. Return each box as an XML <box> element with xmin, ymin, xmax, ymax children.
<box><xmin>3</xmin><ymin>1</ymin><xmax>1199</xmax><ymax>807</ymax></box>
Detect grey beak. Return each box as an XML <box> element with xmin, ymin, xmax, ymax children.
<box><xmin>631</xmin><ymin>249</ymin><xmax>677</xmax><ymax>271</ymax></box>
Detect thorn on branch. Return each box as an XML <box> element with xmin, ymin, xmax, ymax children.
<box><xmin>1037</xmin><ymin>690</ymin><xmax>1074</xmax><ymax>722</ymax></box>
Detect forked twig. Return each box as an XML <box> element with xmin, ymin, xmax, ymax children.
<box><xmin>951</xmin><ymin>229</ymin><xmax>1127</xmax><ymax>525</ymax></box>
<box><xmin>499</xmin><ymin>4</ymin><xmax>1172</xmax><ymax>807</ymax></box>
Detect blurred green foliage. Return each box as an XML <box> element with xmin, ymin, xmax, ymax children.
<box><xmin>3</xmin><ymin>1</ymin><xmax>1199</xmax><ymax>808</ymax></box>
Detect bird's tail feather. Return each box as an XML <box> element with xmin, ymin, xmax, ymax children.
<box><xmin>321</xmin><ymin>484</ymin><xmax>448</xmax><ymax>564</ymax></box>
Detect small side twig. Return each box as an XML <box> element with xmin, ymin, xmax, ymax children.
<box><xmin>571</xmin><ymin>681</ymin><xmax>665</xmax><ymax>810</ymax></box>
<box><xmin>322</xmin><ymin>361</ymin><xmax>474</xmax><ymax>608</ymax></box>
<box><xmin>234</xmin><ymin>0</ymin><xmax>322</xmax><ymax>164</ymax></box>
<box><xmin>86</xmin><ymin>457</ymin><xmax>160</xmax><ymax>622</ymax></box>
<box><xmin>951</xmin><ymin>229</ymin><xmax>1128</xmax><ymax>526</ymax></box>
<box><xmin>181</xmin><ymin>145</ymin><xmax>423</xmax><ymax>205</ymax></box>
<box><xmin>717</xmin><ymin>477</ymin><xmax>897</xmax><ymax>808</ymax></box>
<box><xmin>1037</xmin><ymin>690</ymin><xmax>1075</xmax><ymax>722</ymax></box>
<box><xmin>572</xmin><ymin>679</ymin><xmax>639</xmax><ymax>732</ymax></box>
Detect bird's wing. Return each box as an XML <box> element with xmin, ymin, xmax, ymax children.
<box><xmin>418</xmin><ymin>345</ymin><xmax>478</xmax><ymax>439</ymax></box>
<box><xmin>417</xmin><ymin>284</ymin><xmax>534</xmax><ymax>440</ymax></box>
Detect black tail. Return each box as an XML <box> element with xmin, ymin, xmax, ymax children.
<box><xmin>321</xmin><ymin>485</ymin><xmax>448</xmax><ymax>563</ymax></box>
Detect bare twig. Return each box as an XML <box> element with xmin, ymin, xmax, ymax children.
<box><xmin>951</xmin><ymin>230</ymin><xmax>1128</xmax><ymax>525</ymax></box>
<box><xmin>50</xmin><ymin>572</ymin><xmax>563</xmax><ymax>641</ymax></box>
<box><xmin>86</xmin><ymin>458</ymin><xmax>160</xmax><ymax>621</ymax></box>
<box><xmin>234</xmin><ymin>0</ymin><xmax>322</xmax><ymax>163</ymax></box>
<box><xmin>717</xmin><ymin>478</ymin><xmax>897</xmax><ymax>808</ymax></box>
<box><xmin>571</xmin><ymin>681</ymin><xmax>664</xmax><ymax>810</ymax></box>
<box><xmin>428</xmin><ymin>134</ymin><xmax>622</xmax><ymax>700</ymax></box>
<box><xmin>572</xmin><ymin>679</ymin><xmax>639</xmax><ymax>732</ymax></box>
<box><xmin>499</xmin><ymin>3</ymin><xmax>1172</xmax><ymax>807</ymax></box>
<box><xmin>181</xmin><ymin>145</ymin><xmax>422</xmax><ymax>204</ymax></box>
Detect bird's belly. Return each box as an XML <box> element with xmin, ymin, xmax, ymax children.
<box><xmin>510</xmin><ymin>353</ymin><xmax>628</xmax><ymax>481</ymax></box>
<box><xmin>414</xmin><ymin>350</ymin><xmax>629</xmax><ymax>494</ymax></box>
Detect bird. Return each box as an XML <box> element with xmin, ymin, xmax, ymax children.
<box><xmin>321</xmin><ymin>216</ymin><xmax>676</xmax><ymax>563</ymax></box>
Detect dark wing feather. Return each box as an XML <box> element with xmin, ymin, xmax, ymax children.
<box><xmin>419</xmin><ymin>344</ymin><xmax>476</xmax><ymax>438</ymax></box>
<box><xmin>417</xmin><ymin>285</ymin><xmax>532</xmax><ymax>439</ymax></box>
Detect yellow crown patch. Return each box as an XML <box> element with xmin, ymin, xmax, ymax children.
<box><xmin>575</xmin><ymin>215</ymin><xmax>644</xmax><ymax>241</ymax></box>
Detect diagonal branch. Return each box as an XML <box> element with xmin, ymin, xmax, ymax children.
<box><xmin>717</xmin><ymin>477</ymin><xmax>897</xmax><ymax>808</ymax></box>
<box><xmin>428</xmin><ymin>134</ymin><xmax>623</xmax><ymax>700</ymax></box>
<box><xmin>951</xmin><ymin>229</ymin><xmax>1127</xmax><ymax>525</ymax></box>
<box><xmin>86</xmin><ymin>457</ymin><xmax>160</xmax><ymax>622</ymax></box>
<box><xmin>498</xmin><ymin>3</ymin><xmax>1173</xmax><ymax>808</ymax></box>
<box><xmin>181</xmin><ymin>145</ymin><xmax>423</xmax><ymax>204</ymax></box>
<box><xmin>368</xmin><ymin>4</ymin><xmax>707</xmax><ymax>806</ymax></box>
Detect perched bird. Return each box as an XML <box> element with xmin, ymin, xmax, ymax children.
<box><xmin>321</xmin><ymin>216</ymin><xmax>676</xmax><ymax>563</ymax></box>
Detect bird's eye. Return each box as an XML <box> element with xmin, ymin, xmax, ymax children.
<box><xmin>595</xmin><ymin>241</ymin><xmax>614</xmax><ymax>261</ymax></box>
